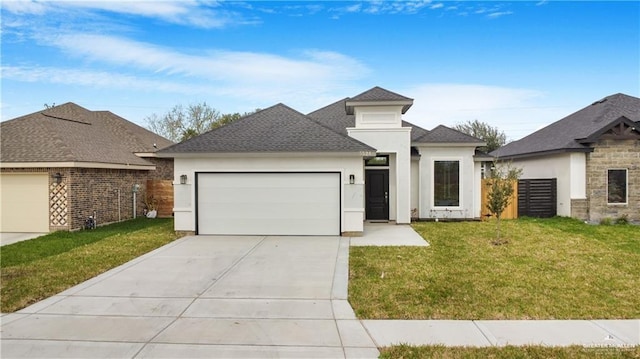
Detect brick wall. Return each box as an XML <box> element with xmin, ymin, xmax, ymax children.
<box><xmin>2</xmin><ymin>159</ymin><xmax>175</xmax><ymax>231</ymax></box>
<box><xmin>69</xmin><ymin>168</ymin><xmax>151</xmax><ymax>229</ymax></box>
<box><xmin>585</xmin><ymin>139</ymin><xmax>640</xmax><ymax>222</ymax></box>
<box><xmin>145</xmin><ymin>157</ymin><xmax>174</xmax><ymax>180</ymax></box>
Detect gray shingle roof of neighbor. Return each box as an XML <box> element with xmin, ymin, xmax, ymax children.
<box><xmin>307</xmin><ymin>97</ymin><xmax>431</xmax><ymax>142</ymax></box>
<box><xmin>345</xmin><ymin>86</ymin><xmax>414</xmax><ymax>114</ymax></box>
<box><xmin>0</xmin><ymin>102</ymin><xmax>174</xmax><ymax>166</ymax></box>
<box><xmin>414</xmin><ymin>125</ymin><xmax>486</xmax><ymax>144</ymax></box>
<box><xmin>492</xmin><ymin>93</ymin><xmax>640</xmax><ymax>159</ymax></box>
<box><xmin>159</xmin><ymin>103</ymin><xmax>376</xmax><ymax>154</ymax></box>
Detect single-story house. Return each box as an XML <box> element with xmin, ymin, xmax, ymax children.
<box><xmin>492</xmin><ymin>93</ymin><xmax>640</xmax><ymax>222</ymax></box>
<box><xmin>158</xmin><ymin>87</ymin><xmax>486</xmax><ymax>236</ymax></box>
<box><xmin>0</xmin><ymin>103</ymin><xmax>174</xmax><ymax>233</ymax></box>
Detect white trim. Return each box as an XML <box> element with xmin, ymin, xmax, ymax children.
<box><xmin>607</xmin><ymin>168</ymin><xmax>628</xmax><ymax>205</ymax></box>
<box><xmin>347</xmin><ymin>127</ymin><xmax>411</xmax><ymax>133</ymax></box>
<box><xmin>431</xmin><ymin>157</ymin><xmax>463</xmax><ymax>210</ymax></box>
<box><xmin>346</xmin><ymin>100</ymin><xmax>413</xmax><ymax>107</ymax></box>
<box><xmin>158</xmin><ymin>151</ymin><xmax>375</xmax><ymax>159</ymax></box>
<box><xmin>1</xmin><ymin>162</ymin><xmax>155</xmax><ymax>170</ymax></box>
<box><xmin>414</xmin><ymin>142</ymin><xmax>485</xmax><ymax>148</ymax></box>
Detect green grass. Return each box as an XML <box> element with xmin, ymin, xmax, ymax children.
<box><xmin>349</xmin><ymin>217</ymin><xmax>640</xmax><ymax>319</ymax></box>
<box><xmin>1</xmin><ymin>218</ymin><xmax>182</xmax><ymax>312</ymax></box>
<box><xmin>379</xmin><ymin>344</ymin><xmax>640</xmax><ymax>359</ymax></box>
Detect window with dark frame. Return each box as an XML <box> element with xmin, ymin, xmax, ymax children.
<box><xmin>607</xmin><ymin>169</ymin><xmax>627</xmax><ymax>204</ymax></box>
<box><xmin>434</xmin><ymin>160</ymin><xmax>460</xmax><ymax>207</ymax></box>
<box><xmin>365</xmin><ymin>155</ymin><xmax>389</xmax><ymax>166</ymax></box>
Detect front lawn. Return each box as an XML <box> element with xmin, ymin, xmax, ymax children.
<box><xmin>1</xmin><ymin>218</ymin><xmax>182</xmax><ymax>312</ymax></box>
<box><xmin>380</xmin><ymin>344</ymin><xmax>640</xmax><ymax>358</ymax></box>
<box><xmin>349</xmin><ymin>217</ymin><xmax>640</xmax><ymax>319</ymax></box>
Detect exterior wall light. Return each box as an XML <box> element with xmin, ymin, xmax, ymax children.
<box><xmin>349</xmin><ymin>174</ymin><xmax>355</xmax><ymax>184</ymax></box>
<box><xmin>53</xmin><ymin>172</ymin><xmax>63</xmax><ymax>185</ymax></box>
<box><xmin>180</xmin><ymin>174</ymin><xmax>188</xmax><ymax>184</ymax></box>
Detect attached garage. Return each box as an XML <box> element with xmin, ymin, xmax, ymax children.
<box><xmin>196</xmin><ymin>172</ymin><xmax>340</xmax><ymax>236</ymax></box>
<box><xmin>0</xmin><ymin>173</ymin><xmax>49</xmax><ymax>233</ymax></box>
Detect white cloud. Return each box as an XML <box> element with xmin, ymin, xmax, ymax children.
<box><xmin>487</xmin><ymin>11</ymin><xmax>514</xmax><ymax>19</ymax></box>
<box><xmin>2</xmin><ymin>0</ymin><xmax>249</xmax><ymax>29</ymax></box>
<box><xmin>42</xmin><ymin>34</ymin><xmax>369</xmax><ymax>85</ymax></box>
<box><xmin>400</xmin><ymin>84</ymin><xmax>571</xmax><ymax>141</ymax></box>
<box><xmin>430</xmin><ymin>3</ymin><xmax>444</xmax><ymax>10</ymax></box>
<box><xmin>1</xmin><ymin>65</ymin><xmax>208</xmax><ymax>93</ymax></box>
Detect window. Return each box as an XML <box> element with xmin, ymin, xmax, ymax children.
<box><xmin>607</xmin><ymin>169</ymin><xmax>627</xmax><ymax>204</ymax></box>
<box><xmin>434</xmin><ymin>161</ymin><xmax>460</xmax><ymax>206</ymax></box>
<box><xmin>365</xmin><ymin>155</ymin><xmax>389</xmax><ymax>166</ymax></box>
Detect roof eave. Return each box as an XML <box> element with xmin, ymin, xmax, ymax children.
<box><xmin>493</xmin><ymin>147</ymin><xmax>593</xmax><ymax>161</ymax></box>
<box><xmin>159</xmin><ymin>150</ymin><xmax>377</xmax><ymax>158</ymax></box>
<box><xmin>345</xmin><ymin>100</ymin><xmax>414</xmax><ymax>115</ymax></box>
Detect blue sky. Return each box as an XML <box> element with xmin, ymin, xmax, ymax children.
<box><xmin>2</xmin><ymin>0</ymin><xmax>639</xmax><ymax>140</ymax></box>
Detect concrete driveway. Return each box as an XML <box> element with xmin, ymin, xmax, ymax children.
<box><xmin>1</xmin><ymin>235</ymin><xmax>378</xmax><ymax>358</ymax></box>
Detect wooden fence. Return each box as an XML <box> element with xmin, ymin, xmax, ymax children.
<box><xmin>480</xmin><ymin>179</ymin><xmax>518</xmax><ymax>220</ymax></box>
<box><xmin>146</xmin><ymin>179</ymin><xmax>174</xmax><ymax>218</ymax></box>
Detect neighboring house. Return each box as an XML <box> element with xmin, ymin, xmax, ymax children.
<box><xmin>0</xmin><ymin>103</ymin><xmax>174</xmax><ymax>233</ymax></box>
<box><xmin>159</xmin><ymin>87</ymin><xmax>486</xmax><ymax>236</ymax></box>
<box><xmin>492</xmin><ymin>93</ymin><xmax>640</xmax><ymax>222</ymax></box>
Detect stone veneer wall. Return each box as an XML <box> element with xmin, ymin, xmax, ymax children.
<box><xmin>570</xmin><ymin>198</ymin><xmax>589</xmax><ymax>221</ymax></box>
<box><xmin>585</xmin><ymin>139</ymin><xmax>640</xmax><ymax>222</ymax></box>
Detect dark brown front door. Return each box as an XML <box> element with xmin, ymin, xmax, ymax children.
<box><xmin>365</xmin><ymin>170</ymin><xmax>389</xmax><ymax>220</ymax></box>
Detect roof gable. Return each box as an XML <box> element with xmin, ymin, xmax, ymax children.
<box><xmin>493</xmin><ymin>93</ymin><xmax>640</xmax><ymax>159</ymax></box>
<box><xmin>1</xmin><ymin>103</ymin><xmax>173</xmax><ymax>166</ymax></box>
<box><xmin>308</xmin><ymin>97</ymin><xmax>429</xmax><ymax>141</ymax></box>
<box><xmin>159</xmin><ymin>103</ymin><xmax>376</xmax><ymax>154</ymax></box>
<box><xmin>345</xmin><ymin>86</ymin><xmax>414</xmax><ymax>114</ymax></box>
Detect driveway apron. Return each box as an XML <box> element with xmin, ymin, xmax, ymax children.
<box><xmin>1</xmin><ymin>235</ymin><xmax>378</xmax><ymax>358</ymax></box>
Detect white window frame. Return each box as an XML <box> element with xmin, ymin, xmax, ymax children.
<box><xmin>431</xmin><ymin>158</ymin><xmax>463</xmax><ymax>209</ymax></box>
<box><xmin>607</xmin><ymin>168</ymin><xmax>628</xmax><ymax>205</ymax></box>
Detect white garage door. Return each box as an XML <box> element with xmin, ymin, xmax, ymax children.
<box><xmin>197</xmin><ymin>172</ymin><xmax>340</xmax><ymax>236</ymax></box>
<box><xmin>0</xmin><ymin>173</ymin><xmax>49</xmax><ymax>233</ymax></box>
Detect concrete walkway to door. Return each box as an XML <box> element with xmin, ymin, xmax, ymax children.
<box><xmin>1</xmin><ymin>235</ymin><xmax>378</xmax><ymax>358</ymax></box>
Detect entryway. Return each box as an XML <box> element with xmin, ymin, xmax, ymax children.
<box><xmin>365</xmin><ymin>169</ymin><xmax>389</xmax><ymax>221</ymax></box>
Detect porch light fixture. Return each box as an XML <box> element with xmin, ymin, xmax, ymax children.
<box><xmin>180</xmin><ymin>174</ymin><xmax>188</xmax><ymax>184</ymax></box>
<box><xmin>349</xmin><ymin>174</ymin><xmax>355</xmax><ymax>184</ymax></box>
<box><xmin>53</xmin><ymin>172</ymin><xmax>63</xmax><ymax>185</ymax></box>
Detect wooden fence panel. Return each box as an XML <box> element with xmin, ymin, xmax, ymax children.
<box><xmin>518</xmin><ymin>178</ymin><xmax>557</xmax><ymax>218</ymax></box>
<box><xmin>146</xmin><ymin>179</ymin><xmax>174</xmax><ymax>218</ymax></box>
<box><xmin>481</xmin><ymin>179</ymin><xmax>518</xmax><ymax>220</ymax></box>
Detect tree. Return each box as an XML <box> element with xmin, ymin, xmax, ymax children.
<box><xmin>453</xmin><ymin>119</ymin><xmax>507</xmax><ymax>153</ymax></box>
<box><xmin>145</xmin><ymin>103</ymin><xmax>258</xmax><ymax>142</ymax></box>
<box><xmin>485</xmin><ymin>160</ymin><xmax>522</xmax><ymax>244</ymax></box>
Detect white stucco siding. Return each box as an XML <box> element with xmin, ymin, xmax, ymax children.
<box><xmin>171</xmin><ymin>154</ymin><xmax>365</xmax><ymax>234</ymax></box>
<box><xmin>347</xmin><ymin>127</ymin><xmax>412</xmax><ymax>223</ymax></box>
<box><xmin>411</xmin><ymin>158</ymin><xmax>420</xmax><ymax>217</ymax></box>
<box><xmin>417</xmin><ymin>146</ymin><xmax>478</xmax><ymax>219</ymax></box>
<box><xmin>512</xmin><ymin>152</ymin><xmax>586</xmax><ymax>217</ymax></box>
<box><xmin>354</xmin><ymin>105</ymin><xmax>404</xmax><ymax>128</ymax></box>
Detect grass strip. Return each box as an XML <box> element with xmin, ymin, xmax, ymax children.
<box><xmin>379</xmin><ymin>344</ymin><xmax>640</xmax><ymax>359</ymax></box>
<box><xmin>1</xmin><ymin>218</ymin><xmax>181</xmax><ymax>312</ymax></box>
<box><xmin>349</xmin><ymin>217</ymin><xmax>640</xmax><ymax>319</ymax></box>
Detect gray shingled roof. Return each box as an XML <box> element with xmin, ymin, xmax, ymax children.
<box><xmin>1</xmin><ymin>103</ymin><xmax>173</xmax><ymax>166</ymax></box>
<box><xmin>414</xmin><ymin>125</ymin><xmax>485</xmax><ymax>144</ymax></box>
<box><xmin>346</xmin><ymin>86</ymin><xmax>413</xmax><ymax>114</ymax></box>
<box><xmin>159</xmin><ymin>103</ymin><xmax>376</xmax><ymax>154</ymax></box>
<box><xmin>492</xmin><ymin>93</ymin><xmax>640</xmax><ymax>159</ymax></box>
<box><xmin>307</xmin><ymin>97</ymin><xmax>430</xmax><ymax>142</ymax></box>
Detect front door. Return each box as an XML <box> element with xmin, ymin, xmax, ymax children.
<box><xmin>365</xmin><ymin>170</ymin><xmax>389</xmax><ymax>220</ymax></box>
